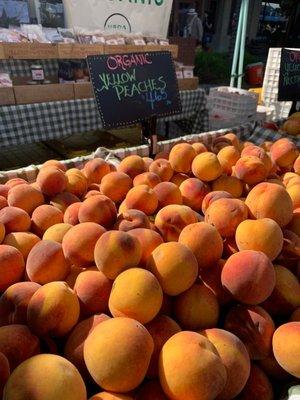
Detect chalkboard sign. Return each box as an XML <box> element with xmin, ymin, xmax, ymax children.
<box><xmin>87</xmin><ymin>51</ymin><xmax>182</xmax><ymax>129</ymax></box>
<box><xmin>278</xmin><ymin>48</ymin><xmax>300</xmax><ymax>101</ymax></box>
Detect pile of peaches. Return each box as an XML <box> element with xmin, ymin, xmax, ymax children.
<box><xmin>0</xmin><ymin>132</ymin><xmax>299</xmax><ymax>400</ymax></box>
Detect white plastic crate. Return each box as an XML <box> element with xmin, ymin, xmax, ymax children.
<box><xmin>208</xmin><ymin>87</ymin><xmax>258</xmax><ymax>123</ymax></box>
<box><xmin>256</xmin><ymin>105</ymin><xmax>274</xmax><ymax>123</ymax></box>
<box><xmin>209</xmin><ymin>110</ymin><xmax>240</xmax><ymax>130</ymax></box>
<box><xmin>262</xmin><ymin>47</ymin><xmax>293</xmax><ymax>119</ymax></box>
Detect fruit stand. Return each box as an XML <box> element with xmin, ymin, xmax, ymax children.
<box><xmin>0</xmin><ymin>18</ymin><xmax>300</xmax><ymax>400</ymax></box>
<box><xmin>0</xmin><ymin>117</ymin><xmax>300</xmax><ymax>399</ymax></box>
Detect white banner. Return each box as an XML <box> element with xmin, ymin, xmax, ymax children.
<box><xmin>63</xmin><ymin>0</ymin><xmax>173</xmax><ymax>38</ymax></box>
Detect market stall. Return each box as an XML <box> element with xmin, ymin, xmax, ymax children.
<box><xmin>0</xmin><ymin>41</ymin><xmax>207</xmax><ymax>146</ymax></box>
<box><xmin>0</xmin><ymin>117</ymin><xmax>299</xmax><ymax>400</ymax></box>
<box><xmin>0</xmin><ymin>3</ymin><xmax>300</xmax><ymax>400</ymax></box>
<box><xmin>0</xmin><ymin>88</ymin><xmax>208</xmax><ymax>147</ymax></box>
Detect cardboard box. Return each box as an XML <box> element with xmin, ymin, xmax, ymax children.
<box><xmin>178</xmin><ymin>77</ymin><xmax>199</xmax><ymax>91</ymax></box>
<box><xmin>73</xmin><ymin>82</ymin><xmax>94</xmax><ymax>99</ymax></box>
<box><xmin>0</xmin><ymin>44</ymin><xmax>5</xmax><ymax>60</ymax></box>
<box><xmin>14</xmin><ymin>83</ymin><xmax>74</xmax><ymax>105</ymax></box>
<box><xmin>4</xmin><ymin>43</ymin><xmax>58</xmax><ymax>59</ymax></box>
<box><xmin>58</xmin><ymin>44</ymin><xmax>104</xmax><ymax>59</ymax></box>
<box><xmin>0</xmin><ymin>87</ymin><xmax>16</xmax><ymax>105</ymax></box>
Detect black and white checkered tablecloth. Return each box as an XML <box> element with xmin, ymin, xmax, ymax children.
<box><xmin>0</xmin><ymin>59</ymin><xmax>60</xmax><ymax>77</ymax></box>
<box><xmin>244</xmin><ymin>125</ymin><xmax>300</xmax><ymax>147</ymax></box>
<box><xmin>0</xmin><ymin>89</ymin><xmax>209</xmax><ymax>148</ymax></box>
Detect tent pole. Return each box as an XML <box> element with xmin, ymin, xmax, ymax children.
<box><xmin>230</xmin><ymin>0</ymin><xmax>244</xmax><ymax>87</ymax></box>
<box><xmin>237</xmin><ymin>0</ymin><xmax>249</xmax><ymax>89</ymax></box>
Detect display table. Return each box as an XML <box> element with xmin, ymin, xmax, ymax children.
<box><xmin>0</xmin><ymin>122</ymin><xmax>253</xmax><ymax>183</ymax></box>
<box><xmin>0</xmin><ymin>88</ymin><xmax>208</xmax><ymax>148</ymax></box>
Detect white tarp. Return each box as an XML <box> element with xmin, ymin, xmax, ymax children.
<box><xmin>63</xmin><ymin>0</ymin><xmax>173</xmax><ymax>38</ymax></box>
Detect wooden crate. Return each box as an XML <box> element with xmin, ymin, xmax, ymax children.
<box><xmin>12</xmin><ymin>76</ymin><xmax>58</xmax><ymax>86</ymax></box>
<box><xmin>14</xmin><ymin>83</ymin><xmax>74</xmax><ymax>105</ymax></box>
<box><xmin>0</xmin><ymin>44</ymin><xmax>5</xmax><ymax>60</ymax></box>
<box><xmin>160</xmin><ymin>44</ymin><xmax>178</xmax><ymax>59</ymax></box>
<box><xmin>146</xmin><ymin>44</ymin><xmax>178</xmax><ymax>59</ymax></box>
<box><xmin>0</xmin><ymin>43</ymin><xmax>178</xmax><ymax>60</ymax></box>
<box><xmin>57</xmin><ymin>44</ymin><xmax>104</xmax><ymax>59</ymax></box>
<box><xmin>178</xmin><ymin>77</ymin><xmax>199</xmax><ymax>91</ymax></box>
<box><xmin>73</xmin><ymin>82</ymin><xmax>94</xmax><ymax>99</ymax></box>
<box><xmin>104</xmin><ymin>45</ymin><xmax>145</xmax><ymax>54</ymax></box>
<box><xmin>0</xmin><ymin>87</ymin><xmax>16</xmax><ymax>105</ymax></box>
<box><xmin>4</xmin><ymin>43</ymin><xmax>58</xmax><ymax>59</ymax></box>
